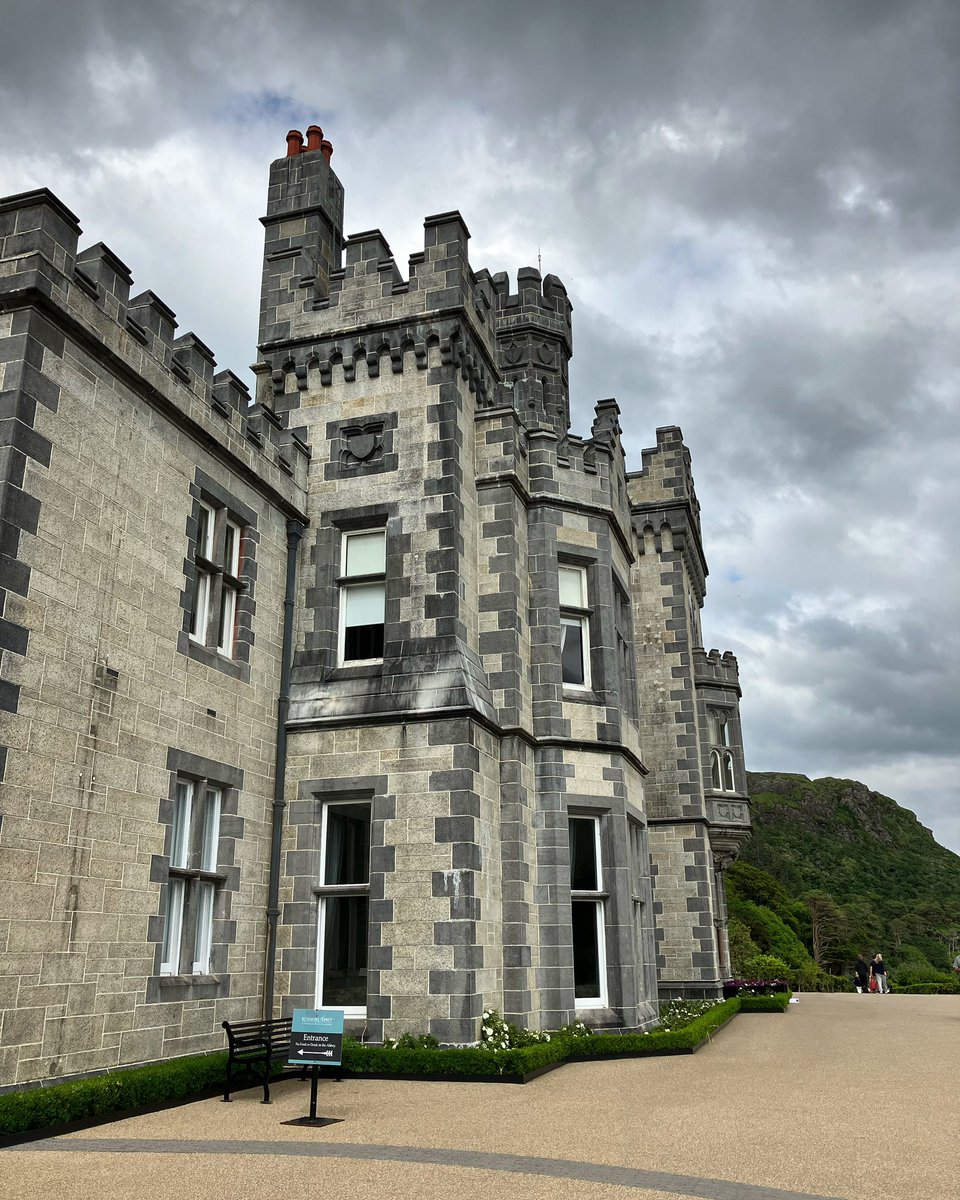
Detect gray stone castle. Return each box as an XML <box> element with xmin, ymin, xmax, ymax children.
<box><xmin>0</xmin><ymin>126</ymin><xmax>750</xmax><ymax>1088</ymax></box>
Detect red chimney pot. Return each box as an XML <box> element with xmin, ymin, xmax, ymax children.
<box><xmin>305</xmin><ymin>125</ymin><xmax>323</xmax><ymax>152</ymax></box>
<box><xmin>285</xmin><ymin>129</ymin><xmax>304</xmax><ymax>157</ymax></box>
<box><xmin>320</xmin><ymin>139</ymin><xmax>333</xmax><ymax>163</ymax></box>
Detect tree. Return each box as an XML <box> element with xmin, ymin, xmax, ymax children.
<box><xmin>803</xmin><ymin>890</ymin><xmax>843</xmax><ymax>968</ymax></box>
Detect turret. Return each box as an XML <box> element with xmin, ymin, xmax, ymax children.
<box><xmin>259</xmin><ymin>125</ymin><xmax>345</xmax><ymax>347</ymax></box>
<box><xmin>492</xmin><ymin>268</ymin><xmax>573</xmax><ymax>437</ymax></box>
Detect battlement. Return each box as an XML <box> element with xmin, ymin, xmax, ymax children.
<box><xmin>627</xmin><ymin>424</ymin><xmax>702</xmax><ymax>531</ymax></box>
<box><xmin>490</xmin><ymin>267</ymin><xmax>572</xmax><ymax>337</ymax></box>
<box><xmin>694</xmin><ymin>647</ymin><xmax>741</xmax><ymax>691</ymax></box>
<box><xmin>0</xmin><ymin>187</ymin><xmax>309</xmax><ymax>500</ymax></box>
<box><xmin>476</xmin><ymin>393</ymin><xmax>631</xmax><ymax>534</ymax></box>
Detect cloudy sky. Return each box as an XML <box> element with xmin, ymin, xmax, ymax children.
<box><xmin>2</xmin><ymin>1</ymin><xmax>958</xmax><ymax>852</ymax></box>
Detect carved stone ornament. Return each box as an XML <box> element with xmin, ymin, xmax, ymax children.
<box><xmin>537</xmin><ymin>341</ymin><xmax>556</xmax><ymax>366</ymax></box>
<box><xmin>346</xmin><ymin>431</ymin><xmax>377</xmax><ymax>461</ymax></box>
<box><xmin>340</xmin><ymin>423</ymin><xmax>384</xmax><ymax>469</ymax></box>
<box><xmin>504</xmin><ymin>341</ymin><xmax>523</xmax><ymax>365</ymax></box>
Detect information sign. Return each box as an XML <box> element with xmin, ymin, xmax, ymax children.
<box><xmin>289</xmin><ymin>1008</ymin><xmax>344</xmax><ymax>1067</ymax></box>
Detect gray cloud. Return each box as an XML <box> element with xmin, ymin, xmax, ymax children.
<box><xmin>2</xmin><ymin>0</ymin><xmax>957</xmax><ymax>849</ymax></box>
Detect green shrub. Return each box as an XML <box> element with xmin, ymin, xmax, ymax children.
<box><xmin>739</xmin><ymin>992</ymin><xmax>792</xmax><ymax>1012</ymax></box>
<box><xmin>893</xmin><ymin>982</ymin><xmax>960</xmax><ymax>994</ymax></box>
<box><xmin>890</xmin><ymin>963</ymin><xmax>959</xmax><ymax>992</ymax></box>
<box><xmin>729</xmin><ymin>898</ymin><xmax>816</xmax><ymax>970</ymax></box>
<box><xmin>727</xmin><ymin>918</ymin><xmax>761</xmax><ymax>976</ymax></box>
<box><xmin>0</xmin><ymin>1051</ymin><xmax>228</xmax><ymax>1139</ymax></box>
<box><xmin>742</xmin><ymin>954</ymin><xmax>791</xmax><ymax>980</ymax></box>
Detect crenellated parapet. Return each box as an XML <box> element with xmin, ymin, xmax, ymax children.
<box><xmin>0</xmin><ymin>187</ymin><xmax>309</xmax><ymax>506</ymax></box>
<box><xmin>260</xmin><ymin>313</ymin><xmax>495</xmax><ymax>411</ymax></box>
<box><xmin>628</xmin><ymin>425</ymin><xmax>707</xmax><ymax>602</ymax></box>
<box><xmin>475</xmin><ymin>392</ymin><xmax>633</xmax><ymax>555</ymax></box>
<box><xmin>694</xmin><ymin>648</ymin><xmax>741</xmax><ymax>694</ymax></box>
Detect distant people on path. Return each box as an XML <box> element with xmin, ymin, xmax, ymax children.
<box><xmin>854</xmin><ymin>955</ymin><xmax>870</xmax><ymax>993</ymax></box>
<box><xmin>870</xmin><ymin>953</ymin><xmax>889</xmax><ymax>993</ymax></box>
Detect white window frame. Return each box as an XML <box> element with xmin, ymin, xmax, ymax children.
<box><xmin>559</xmin><ymin>565</ymin><xmax>591</xmax><ymax>690</ymax></box>
<box><xmin>315</xmin><ymin>799</ymin><xmax>371</xmax><ymax>1017</ymax></box>
<box><xmin>710</xmin><ymin>748</ymin><xmax>737</xmax><ymax>793</ymax></box>
<box><xmin>569</xmin><ymin>813</ymin><xmax>608</xmax><ymax>1009</ymax></box>
<box><xmin>160</xmin><ymin>779</ymin><xmax>223</xmax><ymax>977</ymax></box>
<box><xmin>189</xmin><ymin>501</ymin><xmax>243</xmax><ymax>658</ymax></box>
<box><xmin>338</xmin><ymin>529</ymin><xmax>386</xmax><ymax>665</ymax></box>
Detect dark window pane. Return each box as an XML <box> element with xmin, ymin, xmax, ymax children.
<box><xmin>324</xmin><ymin>804</ymin><xmax>371</xmax><ymax>885</ymax></box>
<box><xmin>344</xmin><ymin>622</ymin><xmax>384</xmax><ymax>661</ymax></box>
<box><xmin>561</xmin><ymin>618</ymin><xmax>585</xmax><ymax>684</ymax></box>
<box><xmin>569</xmin><ymin>817</ymin><xmax>598</xmax><ymax>890</ymax></box>
<box><xmin>321</xmin><ymin>895</ymin><xmax>368</xmax><ymax>1006</ymax></box>
<box><xmin>572</xmin><ymin>899</ymin><xmax>601</xmax><ymax>999</ymax></box>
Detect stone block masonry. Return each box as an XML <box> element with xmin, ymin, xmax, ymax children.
<box><xmin>1</xmin><ymin>127</ymin><xmax>750</xmax><ymax>1085</ymax></box>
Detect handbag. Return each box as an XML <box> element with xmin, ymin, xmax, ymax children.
<box><xmin>869</xmin><ymin>976</ymin><xmax>878</xmax><ymax>992</ymax></box>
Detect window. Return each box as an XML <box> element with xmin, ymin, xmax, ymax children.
<box><xmin>708</xmin><ymin>709</ymin><xmax>731</xmax><ymax>747</ymax></box>
<box><xmin>708</xmin><ymin>709</ymin><xmax>737</xmax><ymax>792</ymax></box>
<box><xmin>614</xmin><ymin>579</ymin><xmax>636</xmax><ymax>717</ymax></box>
<box><xmin>161</xmin><ymin>779</ymin><xmax>223</xmax><ymax>975</ymax></box>
<box><xmin>559</xmin><ymin>565</ymin><xmax>590</xmax><ymax>688</ymax></box>
<box><xmin>189</xmin><ymin>500</ymin><xmax>243</xmax><ymax>658</ymax></box>
<box><xmin>568</xmin><ymin>815</ymin><xmax>607</xmax><ymax>1007</ymax></box>
<box><xmin>628</xmin><ymin>819</ymin><xmax>647</xmax><ymax>976</ymax></box>
<box><xmin>316</xmin><ymin>800</ymin><xmax>371</xmax><ymax>1013</ymax></box>
<box><xmin>339</xmin><ymin>530</ymin><xmax>386</xmax><ymax>663</ymax></box>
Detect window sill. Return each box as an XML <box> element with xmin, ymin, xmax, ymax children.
<box><xmin>158</xmin><ymin>972</ymin><xmax>221</xmax><ymax>986</ymax></box>
<box><xmin>178</xmin><ymin>630</ymin><xmax>250</xmax><ymax>682</ymax></box>
<box><xmin>146</xmin><ymin>972</ymin><xmax>227</xmax><ymax>1003</ymax></box>
<box><xmin>562</xmin><ymin>687</ymin><xmax>602</xmax><ymax>704</ymax></box>
<box><xmin>329</xmin><ymin>662</ymin><xmax>385</xmax><ymax>681</ymax></box>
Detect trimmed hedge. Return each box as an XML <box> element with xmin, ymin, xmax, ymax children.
<box><xmin>739</xmin><ymin>992</ymin><xmax>792</xmax><ymax>1012</ymax></box>
<box><xmin>0</xmin><ymin>994</ymin><xmax>790</xmax><ymax>1138</ymax></box>
<box><xmin>0</xmin><ymin>1050</ymin><xmax>229</xmax><ymax>1139</ymax></box>
<box><xmin>893</xmin><ymin>983</ymin><xmax>960</xmax><ymax>995</ymax></box>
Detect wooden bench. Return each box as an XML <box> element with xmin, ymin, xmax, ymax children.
<box><xmin>221</xmin><ymin>1016</ymin><xmax>300</xmax><ymax>1104</ymax></box>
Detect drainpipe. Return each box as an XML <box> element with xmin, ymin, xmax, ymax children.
<box><xmin>263</xmin><ymin>518</ymin><xmax>304</xmax><ymax>1018</ymax></box>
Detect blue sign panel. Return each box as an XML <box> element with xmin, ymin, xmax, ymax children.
<box><xmin>289</xmin><ymin>1008</ymin><xmax>344</xmax><ymax>1066</ymax></box>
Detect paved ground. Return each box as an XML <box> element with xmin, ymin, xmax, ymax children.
<box><xmin>5</xmin><ymin>993</ymin><xmax>957</xmax><ymax>1200</ymax></box>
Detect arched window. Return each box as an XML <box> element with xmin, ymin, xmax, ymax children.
<box><xmin>723</xmin><ymin>751</ymin><xmax>736</xmax><ymax>792</ymax></box>
<box><xmin>711</xmin><ymin>749</ymin><xmax>723</xmax><ymax>790</ymax></box>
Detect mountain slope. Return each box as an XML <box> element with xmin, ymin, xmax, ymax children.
<box><xmin>733</xmin><ymin>772</ymin><xmax>960</xmax><ymax>977</ymax></box>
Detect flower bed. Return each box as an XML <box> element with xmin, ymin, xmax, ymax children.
<box><xmin>722</xmin><ymin>978</ymin><xmax>789</xmax><ymax>999</ymax></box>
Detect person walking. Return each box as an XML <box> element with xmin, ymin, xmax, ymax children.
<box><xmin>854</xmin><ymin>954</ymin><xmax>870</xmax><ymax>994</ymax></box>
<box><xmin>870</xmin><ymin>953</ymin><xmax>889</xmax><ymax>994</ymax></box>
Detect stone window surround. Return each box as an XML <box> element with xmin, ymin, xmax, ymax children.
<box><xmin>568</xmin><ymin>810</ymin><xmax>608</xmax><ymax>1008</ymax></box>
<box><xmin>178</xmin><ymin>469</ymin><xmax>258</xmax><ymax>683</ymax></box>
<box><xmin>557</xmin><ymin>551</ymin><xmax>599</xmax><ymax>697</ymax></box>
<box><xmin>318</xmin><ymin>502</ymin><xmax>398</xmax><ymax>680</ymax></box>
<box><xmin>314</xmin><ymin>795</ymin><xmax>373</xmax><ymax>1016</ymax></box>
<box><xmin>281</xmin><ymin>775</ymin><xmax>391</xmax><ymax>1039</ymax></box>
<box><xmin>704</xmin><ymin>704</ymin><xmax>741</xmax><ymax>795</ymax></box>
<box><xmin>146</xmin><ymin>749</ymin><xmax>244</xmax><ymax>1004</ymax></box>
<box><xmin>565</xmin><ymin>795</ymin><xmax>651</xmax><ymax>1025</ymax></box>
<box><xmin>160</xmin><ymin>776</ymin><xmax>224</xmax><ymax>976</ymax></box>
<box><xmin>338</xmin><ymin>527</ymin><xmax>387</xmax><ymax>665</ymax></box>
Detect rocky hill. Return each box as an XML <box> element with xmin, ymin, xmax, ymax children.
<box><xmin>725</xmin><ymin>772</ymin><xmax>960</xmax><ymax>983</ymax></box>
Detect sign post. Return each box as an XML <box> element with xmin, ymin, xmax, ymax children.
<box><xmin>284</xmin><ymin>1008</ymin><xmax>345</xmax><ymax>1128</ymax></box>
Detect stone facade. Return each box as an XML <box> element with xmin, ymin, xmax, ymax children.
<box><xmin>0</xmin><ymin>127</ymin><xmax>749</xmax><ymax>1088</ymax></box>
